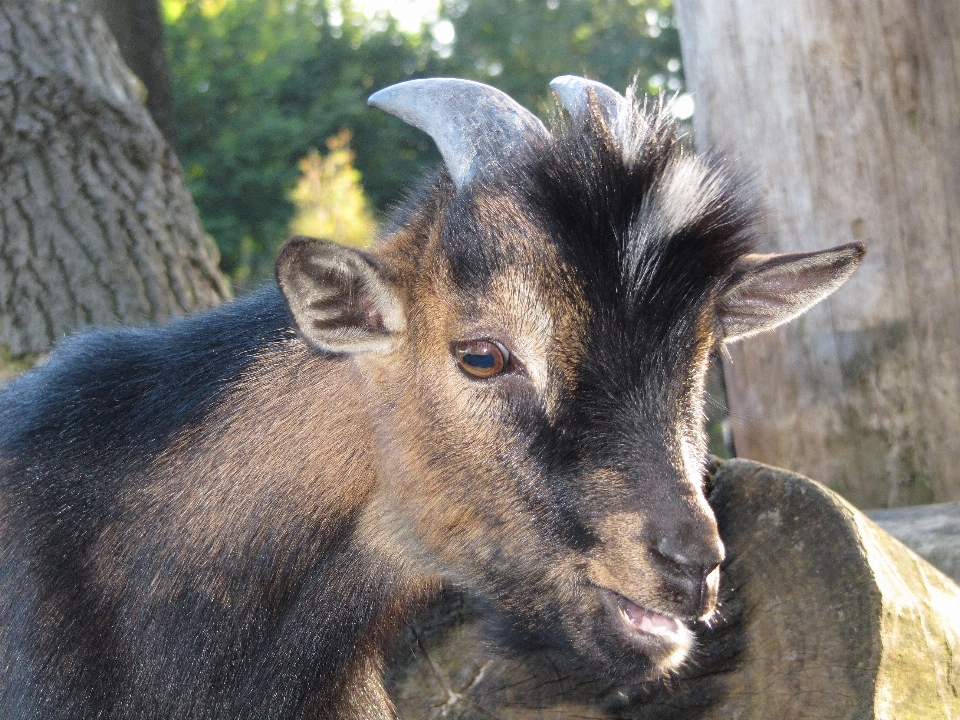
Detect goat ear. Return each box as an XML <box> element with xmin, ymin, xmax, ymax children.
<box><xmin>719</xmin><ymin>242</ymin><xmax>865</xmax><ymax>343</ymax></box>
<box><xmin>276</xmin><ymin>236</ymin><xmax>405</xmax><ymax>354</ymax></box>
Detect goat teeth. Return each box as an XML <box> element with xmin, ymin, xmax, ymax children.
<box><xmin>618</xmin><ymin>598</ymin><xmax>681</xmax><ymax>637</ymax></box>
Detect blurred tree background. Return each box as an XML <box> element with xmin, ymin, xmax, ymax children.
<box><xmin>161</xmin><ymin>0</ymin><xmax>683</xmax><ymax>285</ymax></box>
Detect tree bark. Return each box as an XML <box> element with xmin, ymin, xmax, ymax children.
<box><xmin>92</xmin><ymin>0</ymin><xmax>178</xmax><ymax>147</ymax></box>
<box><xmin>385</xmin><ymin>458</ymin><xmax>960</xmax><ymax>719</ymax></box>
<box><xmin>0</xmin><ymin>0</ymin><xmax>229</xmax><ymax>361</ymax></box>
<box><xmin>672</xmin><ymin>0</ymin><xmax>960</xmax><ymax>508</ymax></box>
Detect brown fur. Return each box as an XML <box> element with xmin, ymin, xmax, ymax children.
<box><xmin>1</xmin><ymin>83</ymin><xmax>863</xmax><ymax>719</ymax></box>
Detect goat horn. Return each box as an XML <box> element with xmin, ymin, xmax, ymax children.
<box><xmin>368</xmin><ymin>78</ymin><xmax>550</xmax><ymax>190</ymax></box>
<box><xmin>550</xmin><ymin>76</ymin><xmax>625</xmax><ymax>129</ymax></box>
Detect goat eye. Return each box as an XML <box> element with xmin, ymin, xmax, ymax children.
<box><xmin>453</xmin><ymin>340</ymin><xmax>509</xmax><ymax>379</ymax></box>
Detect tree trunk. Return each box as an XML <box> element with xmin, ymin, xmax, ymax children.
<box><xmin>672</xmin><ymin>0</ymin><xmax>960</xmax><ymax>508</ymax></box>
<box><xmin>91</xmin><ymin>0</ymin><xmax>178</xmax><ymax>147</ymax></box>
<box><xmin>385</xmin><ymin>458</ymin><xmax>960</xmax><ymax>719</ymax></box>
<box><xmin>0</xmin><ymin>0</ymin><xmax>229</xmax><ymax>363</ymax></box>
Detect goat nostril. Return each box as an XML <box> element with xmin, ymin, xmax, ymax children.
<box><xmin>651</xmin><ymin>540</ymin><xmax>721</xmax><ymax>618</ymax></box>
<box><xmin>656</xmin><ymin>538</ymin><xmax>715</xmax><ymax>578</ymax></box>
<box><xmin>655</xmin><ymin>536</ymin><xmax>681</xmax><ymax>562</ymax></box>
<box><xmin>654</xmin><ymin>539</ymin><xmax>722</xmax><ymax>599</ymax></box>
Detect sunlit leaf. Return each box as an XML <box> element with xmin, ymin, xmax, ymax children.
<box><xmin>289</xmin><ymin>131</ymin><xmax>378</xmax><ymax>248</ymax></box>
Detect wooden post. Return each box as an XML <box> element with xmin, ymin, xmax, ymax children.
<box><xmin>672</xmin><ymin>0</ymin><xmax>960</xmax><ymax>507</ymax></box>
<box><xmin>386</xmin><ymin>459</ymin><xmax>960</xmax><ymax>718</ymax></box>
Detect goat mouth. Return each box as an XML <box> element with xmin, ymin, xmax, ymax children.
<box><xmin>597</xmin><ymin>589</ymin><xmax>688</xmax><ymax>650</ymax></box>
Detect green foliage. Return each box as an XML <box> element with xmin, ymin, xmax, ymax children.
<box><xmin>289</xmin><ymin>130</ymin><xmax>377</xmax><ymax>247</ymax></box>
<box><xmin>436</xmin><ymin>0</ymin><xmax>682</xmax><ymax>114</ymax></box>
<box><xmin>167</xmin><ymin>0</ymin><xmax>440</xmax><ymax>284</ymax></box>
<box><xmin>166</xmin><ymin>0</ymin><xmax>682</xmax><ymax>286</ymax></box>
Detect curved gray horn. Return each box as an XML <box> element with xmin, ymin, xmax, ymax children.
<box><xmin>550</xmin><ymin>76</ymin><xmax>625</xmax><ymax>129</ymax></box>
<box><xmin>368</xmin><ymin>78</ymin><xmax>549</xmax><ymax>190</ymax></box>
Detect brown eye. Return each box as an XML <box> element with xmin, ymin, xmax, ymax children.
<box><xmin>453</xmin><ymin>340</ymin><xmax>509</xmax><ymax>379</ymax></box>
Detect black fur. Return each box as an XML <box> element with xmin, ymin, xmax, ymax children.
<box><xmin>438</xmin><ymin>106</ymin><xmax>757</xmax><ymax>567</ymax></box>
<box><xmin>0</xmin><ymin>291</ymin><xmax>427</xmax><ymax>718</ymax></box>
<box><xmin>1</xmin><ymin>96</ymin><xmax>760</xmax><ymax>717</ymax></box>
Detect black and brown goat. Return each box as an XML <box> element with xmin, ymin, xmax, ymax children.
<box><xmin>0</xmin><ymin>77</ymin><xmax>864</xmax><ymax>719</ymax></box>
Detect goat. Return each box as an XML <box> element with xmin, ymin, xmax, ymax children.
<box><xmin>0</xmin><ymin>77</ymin><xmax>864</xmax><ymax>719</ymax></box>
